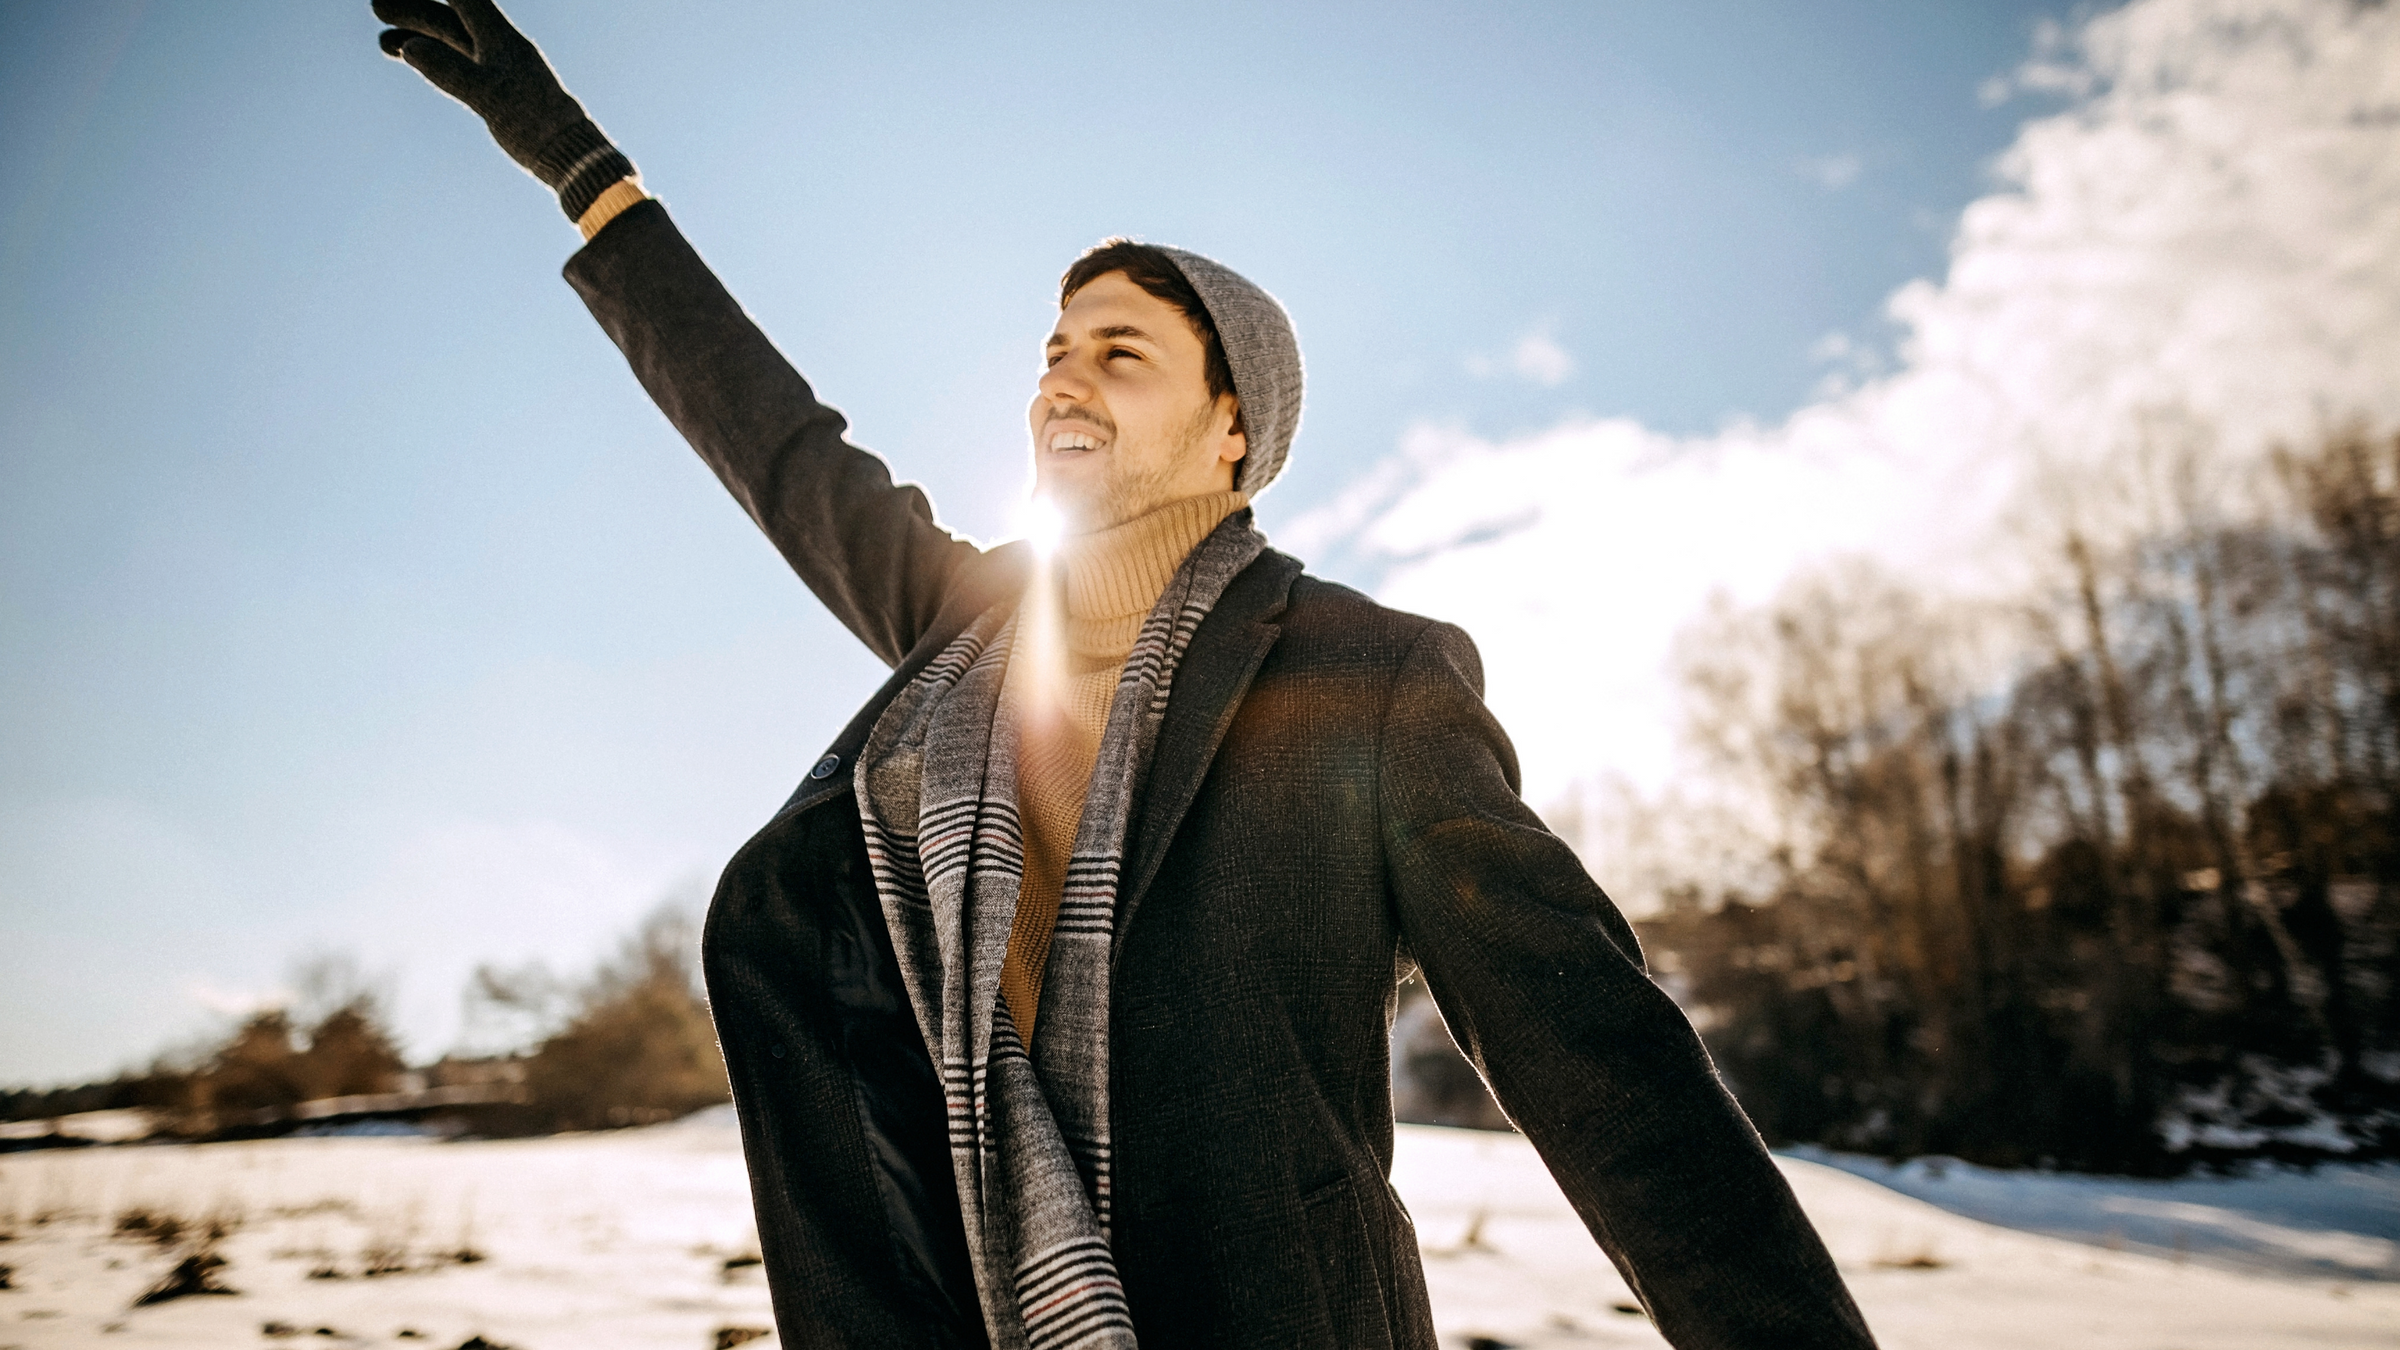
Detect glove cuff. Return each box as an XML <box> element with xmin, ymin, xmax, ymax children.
<box><xmin>530</xmin><ymin>118</ymin><xmax>638</xmax><ymax>222</ymax></box>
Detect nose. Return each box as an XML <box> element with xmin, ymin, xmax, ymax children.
<box><xmin>1036</xmin><ymin>351</ymin><xmax>1093</xmax><ymax>407</ymax></box>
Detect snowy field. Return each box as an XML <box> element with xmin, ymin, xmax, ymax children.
<box><xmin>1</xmin><ymin>1111</ymin><xmax>2393</xmax><ymax>1349</ymax></box>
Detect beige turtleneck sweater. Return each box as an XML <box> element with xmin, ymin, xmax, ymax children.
<box><xmin>1000</xmin><ymin>489</ymin><xmax>1248</xmax><ymax>1036</ymax></box>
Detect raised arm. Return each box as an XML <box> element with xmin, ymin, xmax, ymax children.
<box><xmin>374</xmin><ymin>0</ymin><xmax>979</xmax><ymax>663</ymax></box>
<box><xmin>1378</xmin><ymin>623</ymin><xmax>1877</xmax><ymax>1350</ymax></box>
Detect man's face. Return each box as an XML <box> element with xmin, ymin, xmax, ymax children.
<box><xmin>1030</xmin><ymin>272</ymin><xmax>1246</xmax><ymax>533</ymax></box>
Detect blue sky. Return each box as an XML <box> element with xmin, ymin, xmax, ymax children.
<box><xmin>0</xmin><ymin>1</ymin><xmax>2081</xmax><ymax>1085</ymax></box>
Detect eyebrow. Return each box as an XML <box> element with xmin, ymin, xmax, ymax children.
<box><xmin>1045</xmin><ymin>323</ymin><xmax>1158</xmax><ymax>350</ymax></box>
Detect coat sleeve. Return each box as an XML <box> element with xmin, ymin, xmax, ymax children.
<box><xmin>561</xmin><ymin>200</ymin><xmax>980</xmax><ymax>666</ymax></box>
<box><xmin>1377</xmin><ymin>621</ymin><xmax>1878</xmax><ymax>1350</ymax></box>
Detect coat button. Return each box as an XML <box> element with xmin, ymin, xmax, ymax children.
<box><xmin>769</xmin><ymin>1043</ymin><xmax>786</xmax><ymax>1059</ymax></box>
<box><xmin>810</xmin><ymin>753</ymin><xmax>842</xmax><ymax>780</ymax></box>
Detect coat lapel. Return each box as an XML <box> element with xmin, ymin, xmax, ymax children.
<box><xmin>1113</xmin><ymin>548</ymin><xmax>1302</xmax><ymax>957</ymax></box>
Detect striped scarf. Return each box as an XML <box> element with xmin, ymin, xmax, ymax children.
<box><xmin>855</xmin><ymin>511</ymin><xmax>1266</xmax><ymax>1349</ymax></box>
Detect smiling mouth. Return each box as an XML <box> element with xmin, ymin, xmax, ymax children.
<box><xmin>1043</xmin><ymin>421</ymin><xmax>1110</xmax><ymax>455</ymax></box>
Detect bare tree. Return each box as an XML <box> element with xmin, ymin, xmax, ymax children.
<box><xmin>1640</xmin><ymin>425</ymin><xmax>2400</xmax><ymax>1171</ymax></box>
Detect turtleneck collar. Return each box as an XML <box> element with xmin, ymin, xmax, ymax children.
<box><xmin>1056</xmin><ymin>490</ymin><xmax>1249</xmax><ymax>659</ymax></box>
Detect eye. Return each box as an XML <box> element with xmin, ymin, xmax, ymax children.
<box><xmin>1107</xmin><ymin>347</ymin><xmax>1140</xmax><ymax>361</ymax></box>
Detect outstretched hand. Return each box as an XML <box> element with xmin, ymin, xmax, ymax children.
<box><xmin>374</xmin><ymin>0</ymin><xmax>635</xmax><ymax>220</ymax></box>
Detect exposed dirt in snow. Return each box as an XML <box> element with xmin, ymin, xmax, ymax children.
<box><xmin>1</xmin><ymin>1111</ymin><xmax>2392</xmax><ymax>1348</ymax></box>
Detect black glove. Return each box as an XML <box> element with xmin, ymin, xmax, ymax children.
<box><xmin>374</xmin><ymin>0</ymin><xmax>636</xmax><ymax>220</ymax></box>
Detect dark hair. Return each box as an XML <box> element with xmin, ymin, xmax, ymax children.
<box><xmin>1060</xmin><ymin>239</ymin><xmax>1242</xmax><ymax>430</ymax></box>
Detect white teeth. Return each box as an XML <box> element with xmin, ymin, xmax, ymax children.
<box><xmin>1048</xmin><ymin>430</ymin><xmax>1102</xmax><ymax>452</ymax></box>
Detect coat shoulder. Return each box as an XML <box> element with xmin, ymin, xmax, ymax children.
<box><xmin>1279</xmin><ymin>566</ymin><xmax>1469</xmax><ymax>664</ymax></box>
<box><xmin>1284</xmin><ymin>568</ymin><xmax>1429</xmax><ymax>634</ymax></box>
<box><xmin>1233</xmin><ymin>560</ymin><xmax>1489</xmax><ymax>721</ymax></box>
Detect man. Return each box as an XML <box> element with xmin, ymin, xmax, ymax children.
<box><xmin>372</xmin><ymin>4</ymin><xmax>1879</xmax><ymax>1348</ymax></box>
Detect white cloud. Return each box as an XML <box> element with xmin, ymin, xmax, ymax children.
<box><xmin>1466</xmin><ymin>325</ymin><xmax>1577</xmax><ymax>386</ymax></box>
<box><xmin>1796</xmin><ymin>152</ymin><xmax>1865</xmax><ymax>189</ymax></box>
<box><xmin>1806</xmin><ymin>330</ymin><xmax>1889</xmax><ymax>400</ymax></box>
<box><xmin>1510</xmin><ymin>330</ymin><xmax>1576</xmax><ymax>385</ymax></box>
<box><xmin>1293</xmin><ymin>0</ymin><xmax>2400</xmax><ymax>810</ymax></box>
<box><xmin>180</xmin><ymin>975</ymin><xmax>287</xmax><ymax>1017</ymax></box>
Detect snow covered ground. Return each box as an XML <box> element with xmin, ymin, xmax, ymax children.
<box><xmin>1</xmin><ymin>1111</ymin><xmax>2392</xmax><ymax>1349</ymax></box>
<box><xmin>1400</xmin><ymin>1129</ymin><xmax>2397</xmax><ymax>1349</ymax></box>
<box><xmin>1789</xmin><ymin>1147</ymin><xmax>2400</xmax><ymax>1284</ymax></box>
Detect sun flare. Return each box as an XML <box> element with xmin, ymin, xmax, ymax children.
<box><xmin>1017</xmin><ymin>495</ymin><xmax>1067</xmax><ymax>559</ymax></box>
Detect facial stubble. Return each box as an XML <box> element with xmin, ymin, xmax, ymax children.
<box><xmin>1045</xmin><ymin>396</ymin><xmax>1225</xmax><ymax>533</ymax></box>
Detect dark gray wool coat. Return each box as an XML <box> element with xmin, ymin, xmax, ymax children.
<box><xmin>564</xmin><ymin>200</ymin><xmax>1877</xmax><ymax>1350</ymax></box>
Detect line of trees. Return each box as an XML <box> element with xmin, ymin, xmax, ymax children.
<box><xmin>0</xmin><ymin>956</ymin><xmax>411</xmax><ymax>1130</ymax></box>
<box><xmin>463</xmin><ymin>905</ymin><xmax>729</xmax><ymax>1132</ymax></box>
<box><xmin>1635</xmin><ymin>425</ymin><xmax>2399</xmax><ymax>1172</ymax></box>
<box><xmin>3</xmin><ymin>908</ymin><xmax>729</xmax><ymax>1139</ymax></box>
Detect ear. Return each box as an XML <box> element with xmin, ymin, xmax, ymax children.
<box><xmin>1216</xmin><ymin>394</ymin><xmax>1248</xmax><ymax>466</ymax></box>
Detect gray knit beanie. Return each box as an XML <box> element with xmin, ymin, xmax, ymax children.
<box><xmin>1153</xmin><ymin>246</ymin><xmax>1304</xmax><ymax>497</ymax></box>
